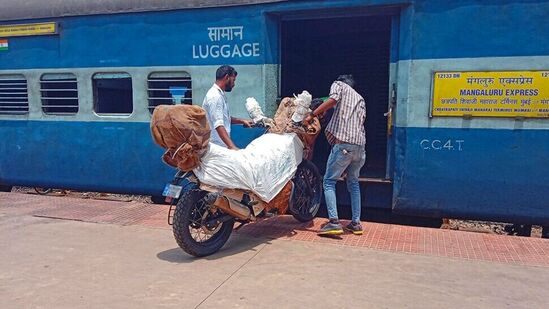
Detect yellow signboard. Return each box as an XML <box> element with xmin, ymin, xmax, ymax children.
<box><xmin>431</xmin><ymin>71</ymin><xmax>549</xmax><ymax>118</ymax></box>
<box><xmin>0</xmin><ymin>22</ymin><xmax>58</xmax><ymax>38</ymax></box>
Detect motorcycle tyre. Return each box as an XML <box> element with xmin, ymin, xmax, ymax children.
<box><xmin>290</xmin><ymin>160</ymin><xmax>322</xmax><ymax>223</ymax></box>
<box><xmin>172</xmin><ymin>189</ymin><xmax>234</xmax><ymax>257</ymax></box>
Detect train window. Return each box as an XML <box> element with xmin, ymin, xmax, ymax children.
<box><xmin>92</xmin><ymin>72</ymin><xmax>133</xmax><ymax>115</ymax></box>
<box><xmin>0</xmin><ymin>74</ymin><xmax>29</xmax><ymax>115</ymax></box>
<box><xmin>147</xmin><ymin>72</ymin><xmax>192</xmax><ymax>113</ymax></box>
<box><xmin>40</xmin><ymin>73</ymin><xmax>78</xmax><ymax>115</ymax></box>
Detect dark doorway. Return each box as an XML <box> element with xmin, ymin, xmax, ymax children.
<box><xmin>281</xmin><ymin>15</ymin><xmax>391</xmax><ymax>178</ymax></box>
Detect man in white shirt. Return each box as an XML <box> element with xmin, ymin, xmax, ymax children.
<box><xmin>202</xmin><ymin>65</ymin><xmax>252</xmax><ymax>149</ymax></box>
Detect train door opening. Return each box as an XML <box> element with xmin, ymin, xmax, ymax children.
<box><xmin>280</xmin><ymin>14</ymin><xmax>392</xmax><ymax>180</ymax></box>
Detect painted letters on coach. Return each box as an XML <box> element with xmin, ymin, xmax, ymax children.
<box><xmin>192</xmin><ymin>26</ymin><xmax>261</xmax><ymax>59</ymax></box>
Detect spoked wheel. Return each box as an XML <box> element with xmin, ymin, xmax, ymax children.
<box><xmin>34</xmin><ymin>187</ymin><xmax>53</xmax><ymax>195</ymax></box>
<box><xmin>172</xmin><ymin>189</ymin><xmax>234</xmax><ymax>257</ymax></box>
<box><xmin>289</xmin><ymin>160</ymin><xmax>322</xmax><ymax>222</ymax></box>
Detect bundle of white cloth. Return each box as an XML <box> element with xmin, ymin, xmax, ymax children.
<box><xmin>193</xmin><ymin>133</ymin><xmax>303</xmax><ymax>202</ymax></box>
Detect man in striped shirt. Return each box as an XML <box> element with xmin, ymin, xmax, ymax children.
<box><xmin>304</xmin><ymin>75</ymin><xmax>366</xmax><ymax>235</ymax></box>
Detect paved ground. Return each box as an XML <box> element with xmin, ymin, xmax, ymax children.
<box><xmin>1</xmin><ymin>192</ymin><xmax>549</xmax><ymax>308</ymax></box>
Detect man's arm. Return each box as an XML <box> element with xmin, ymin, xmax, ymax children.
<box><xmin>305</xmin><ymin>81</ymin><xmax>342</xmax><ymax>124</ymax></box>
<box><xmin>231</xmin><ymin>116</ymin><xmax>253</xmax><ymax>128</ymax></box>
<box><xmin>304</xmin><ymin>98</ymin><xmax>337</xmax><ymax>124</ymax></box>
<box><xmin>312</xmin><ymin>98</ymin><xmax>337</xmax><ymax>117</ymax></box>
<box><xmin>216</xmin><ymin>126</ymin><xmax>239</xmax><ymax>150</ymax></box>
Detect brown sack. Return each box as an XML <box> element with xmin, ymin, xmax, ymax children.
<box><xmin>150</xmin><ymin>104</ymin><xmax>211</xmax><ymax>171</ymax></box>
<box><xmin>265</xmin><ymin>181</ymin><xmax>293</xmax><ymax>214</ymax></box>
<box><xmin>269</xmin><ymin>97</ymin><xmax>321</xmax><ymax>160</ymax></box>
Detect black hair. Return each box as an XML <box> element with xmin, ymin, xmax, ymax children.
<box><xmin>336</xmin><ymin>74</ymin><xmax>355</xmax><ymax>88</ymax></box>
<box><xmin>216</xmin><ymin>65</ymin><xmax>238</xmax><ymax>80</ymax></box>
<box><xmin>311</xmin><ymin>97</ymin><xmax>333</xmax><ymax>128</ymax></box>
<box><xmin>310</xmin><ymin>98</ymin><xmax>324</xmax><ymax>111</ymax></box>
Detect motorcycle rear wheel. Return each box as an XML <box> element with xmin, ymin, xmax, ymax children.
<box><xmin>172</xmin><ymin>189</ymin><xmax>234</xmax><ymax>257</ymax></box>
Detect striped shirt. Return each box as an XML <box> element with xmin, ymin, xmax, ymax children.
<box><xmin>325</xmin><ymin>81</ymin><xmax>366</xmax><ymax>146</ymax></box>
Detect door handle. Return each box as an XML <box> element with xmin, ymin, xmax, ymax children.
<box><xmin>384</xmin><ymin>107</ymin><xmax>393</xmax><ymax>136</ymax></box>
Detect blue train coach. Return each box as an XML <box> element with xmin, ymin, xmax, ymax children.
<box><xmin>1</xmin><ymin>0</ymin><xmax>548</xmax><ymax>225</ymax></box>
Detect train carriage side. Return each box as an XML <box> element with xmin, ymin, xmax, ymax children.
<box><xmin>390</xmin><ymin>1</ymin><xmax>549</xmax><ymax>225</ymax></box>
<box><xmin>1</xmin><ymin>0</ymin><xmax>548</xmax><ymax>226</ymax></box>
<box><xmin>264</xmin><ymin>0</ymin><xmax>549</xmax><ymax>225</ymax></box>
<box><xmin>0</xmin><ymin>5</ymin><xmax>273</xmax><ymax>195</ymax></box>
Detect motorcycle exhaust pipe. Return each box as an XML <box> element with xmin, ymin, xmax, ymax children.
<box><xmin>205</xmin><ymin>193</ymin><xmax>251</xmax><ymax>220</ymax></box>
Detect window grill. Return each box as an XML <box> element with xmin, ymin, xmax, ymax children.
<box><xmin>0</xmin><ymin>74</ymin><xmax>29</xmax><ymax>115</ymax></box>
<box><xmin>147</xmin><ymin>72</ymin><xmax>192</xmax><ymax>113</ymax></box>
<box><xmin>40</xmin><ymin>73</ymin><xmax>78</xmax><ymax>115</ymax></box>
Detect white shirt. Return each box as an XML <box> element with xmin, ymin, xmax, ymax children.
<box><xmin>202</xmin><ymin>84</ymin><xmax>231</xmax><ymax>147</ymax></box>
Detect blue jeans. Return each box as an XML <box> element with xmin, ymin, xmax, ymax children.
<box><xmin>323</xmin><ymin>143</ymin><xmax>366</xmax><ymax>223</ymax></box>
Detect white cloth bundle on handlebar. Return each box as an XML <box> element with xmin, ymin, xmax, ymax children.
<box><xmin>193</xmin><ymin>133</ymin><xmax>303</xmax><ymax>202</ymax></box>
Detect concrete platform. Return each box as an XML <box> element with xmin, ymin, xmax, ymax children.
<box><xmin>1</xmin><ymin>192</ymin><xmax>549</xmax><ymax>308</ymax></box>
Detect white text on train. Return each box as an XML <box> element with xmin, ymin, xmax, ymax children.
<box><xmin>192</xmin><ymin>26</ymin><xmax>261</xmax><ymax>59</ymax></box>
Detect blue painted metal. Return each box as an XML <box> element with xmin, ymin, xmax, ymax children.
<box><xmin>2</xmin><ymin>0</ymin><xmax>548</xmax><ymax>70</ymax></box>
<box><xmin>0</xmin><ymin>120</ymin><xmax>264</xmax><ymax>195</ymax></box>
<box><xmin>389</xmin><ymin>14</ymin><xmax>400</xmax><ymax>64</ymax></box>
<box><xmin>410</xmin><ymin>0</ymin><xmax>549</xmax><ymax>60</ymax></box>
<box><xmin>0</xmin><ymin>10</ymin><xmax>273</xmax><ymax>68</ymax></box>
<box><xmin>392</xmin><ymin>126</ymin><xmax>549</xmax><ymax>224</ymax></box>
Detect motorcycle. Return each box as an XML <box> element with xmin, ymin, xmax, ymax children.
<box><xmin>163</xmin><ymin>122</ymin><xmax>322</xmax><ymax>257</ymax></box>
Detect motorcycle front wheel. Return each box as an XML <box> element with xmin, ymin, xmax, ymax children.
<box><xmin>172</xmin><ymin>189</ymin><xmax>234</xmax><ymax>257</ymax></box>
<box><xmin>289</xmin><ymin>160</ymin><xmax>322</xmax><ymax>222</ymax></box>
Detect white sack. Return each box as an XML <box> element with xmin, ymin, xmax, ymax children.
<box><xmin>245</xmin><ymin>97</ymin><xmax>265</xmax><ymax>123</ymax></box>
<box><xmin>193</xmin><ymin>133</ymin><xmax>303</xmax><ymax>202</ymax></box>
<box><xmin>291</xmin><ymin>90</ymin><xmax>312</xmax><ymax>123</ymax></box>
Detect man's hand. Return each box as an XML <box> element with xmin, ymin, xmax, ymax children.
<box><xmin>216</xmin><ymin>126</ymin><xmax>239</xmax><ymax>150</ymax></box>
<box><xmin>303</xmin><ymin>113</ymin><xmax>314</xmax><ymax>125</ymax></box>
<box><xmin>231</xmin><ymin>117</ymin><xmax>253</xmax><ymax>128</ymax></box>
<box><xmin>242</xmin><ymin>119</ymin><xmax>253</xmax><ymax>128</ymax></box>
<box><xmin>306</xmin><ymin>98</ymin><xmax>336</xmax><ymax>125</ymax></box>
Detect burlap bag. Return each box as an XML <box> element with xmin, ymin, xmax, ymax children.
<box><xmin>150</xmin><ymin>104</ymin><xmax>210</xmax><ymax>171</ymax></box>
<box><xmin>269</xmin><ymin>97</ymin><xmax>321</xmax><ymax>160</ymax></box>
<box><xmin>265</xmin><ymin>181</ymin><xmax>293</xmax><ymax>214</ymax></box>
